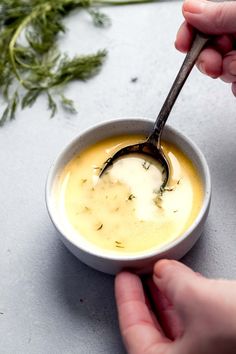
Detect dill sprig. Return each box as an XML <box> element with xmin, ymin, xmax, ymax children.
<box><xmin>0</xmin><ymin>0</ymin><xmax>156</xmax><ymax>125</ymax></box>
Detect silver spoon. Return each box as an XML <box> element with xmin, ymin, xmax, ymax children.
<box><xmin>100</xmin><ymin>31</ymin><xmax>210</xmax><ymax>185</ymax></box>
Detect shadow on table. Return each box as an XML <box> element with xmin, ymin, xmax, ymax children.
<box><xmin>50</xmin><ymin>230</ymin><xmax>126</xmax><ymax>353</ymax></box>
<box><xmin>48</xmin><ymin>224</ymin><xmax>210</xmax><ymax>353</ymax></box>
<box><xmin>181</xmin><ymin>222</ymin><xmax>214</xmax><ymax>275</ymax></box>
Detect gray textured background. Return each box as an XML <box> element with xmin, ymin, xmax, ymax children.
<box><xmin>1</xmin><ymin>1</ymin><xmax>236</xmax><ymax>353</ymax></box>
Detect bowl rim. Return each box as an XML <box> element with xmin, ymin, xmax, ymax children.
<box><xmin>46</xmin><ymin>117</ymin><xmax>211</xmax><ymax>261</ymax></box>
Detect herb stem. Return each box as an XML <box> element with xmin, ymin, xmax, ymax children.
<box><xmin>1</xmin><ymin>0</ymin><xmax>159</xmax><ymax>125</ymax></box>
<box><xmin>8</xmin><ymin>3</ymin><xmax>52</xmax><ymax>90</ymax></box>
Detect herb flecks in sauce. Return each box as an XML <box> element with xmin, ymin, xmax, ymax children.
<box><xmin>56</xmin><ymin>135</ymin><xmax>203</xmax><ymax>253</ymax></box>
<box><xmin>128</xmin><ymin>194</ymin><xmax>136</xmax><ymax>201</ymax></box>
<box><xmin>142</xmin><ymin>161</ymin><xmax>151</xmax><ymax>170</ymax></box>
<box><xmin>154</xmin><ymin>196</ymin><xmax>163</xmax><ymax>209</ymax></box>
<box><xmin>96</xmin><ymin>223</ymin><xmax>103</xmax><ymax>231</ymax></box>
<box><xmin>115</xmin><ymin>240</ymin><xmax>125</xmax><ymax>248</ymax></box>
<box><xmin>84</xmin><ymin>206</ymin><xmax>91</xmax><ymax>212</ymax></box>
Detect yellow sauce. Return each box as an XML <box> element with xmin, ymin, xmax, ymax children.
<box><xmin>55</xmin><ymin>135</ymin><xmax>203</xmax><ymax>253</ymax></box>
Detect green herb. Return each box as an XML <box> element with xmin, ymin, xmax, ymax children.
<box><xmin>88</xmin><ymin>8</ymin><xmax>111</xmax><ymax>27</ymax></box>
<box><xmin>164</xmin><ymin>186</ymin><xmax>174</xmax><ymax>192</ymax></box>
<box><xmin>115</xmin><ymin>240</ymin><xmax>124</xmax><ymax>248</ymax></box>
<box><xmin>142</xmin><ymin>160</ymin><xmax>151</xmax><ymax>170</ymax></box>
<box><xmin>128</xmin><ymin>194</ymin><xmax>135</xmax><ymax>200</ymax></box>
<box><xmin>0</xmin><ymin>0</ymin><xmax>157</xmax><ymax>125</ymax></box>
<box><xmin>81</xmin><ymin>178</ymin><xmax>87</xmax><ymax>184</ymax></box>
<box><xmin>94</xmin><ymin>166</ymin><xmax>102</xmax><ymax>171</ymax></box>
<box><xmin>154</xmin><ymin>195</ymin><xmax>162</xmax><ymax>209</ymax></box>
<box><xmin>155</xmin><ymin>184</ymin><xmax>174</xmax><ymax>196</ymax></box>
<box><xmin>96</xmin><ymin>223</ymin><xmax>103</xmax><ymax>230</ymax></box>
<box><xmin>60</xmin><ymin>94</ymin><xmax>77</xmax><ymax>114</ymax></box>
<box><xmin>84</xmin><ymin>206</ymin><xmax>91</xmax><ymax>211</ymax></box>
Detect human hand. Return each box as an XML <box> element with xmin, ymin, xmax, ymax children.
<box><xmin>175</xmin><ymin>0</ymin><xmax>236</xmax><ymax>95</ymax></box>
<box><xmin>115</xmin><ymin>260</ymin><xmax>236</xmax><ymax>354</ymax></box>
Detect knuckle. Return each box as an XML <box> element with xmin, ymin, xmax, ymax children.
<box><xmin>214</xmin><ymin>3</ymin><xmax>228</xmax><ymax>31</ymax></box>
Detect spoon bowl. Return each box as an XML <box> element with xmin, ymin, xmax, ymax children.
<box><xmin>100</xmin><ymin>140</ymin><xmax>169</xmax><ymax>187</ymax></box>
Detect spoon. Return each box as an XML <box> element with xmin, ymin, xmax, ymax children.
<box><xmin>100</xmin><ymin>31</ymin><xmax>210</xmax><ymax>186</ymax></box>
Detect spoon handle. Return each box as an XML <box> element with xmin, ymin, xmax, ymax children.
<box><xmin>148</xmin><ymin>32</ymin><xmax>209</xmax><ymax>146</ymax></box>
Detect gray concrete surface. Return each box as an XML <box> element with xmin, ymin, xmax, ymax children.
<box><xmin>1</xmin><ymin>1</ymin><xmax>236</xmax><ymax>353</ymax></box>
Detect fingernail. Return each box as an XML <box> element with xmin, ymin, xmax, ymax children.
<box><xmin>229</xmin><ymin>60</ymin><xmax>236</xmax><ymax>76</ymax></box>
<box><xmin>198</xmin><ymin>62</ymin><xmax>206</xmax><ymax>75</ymax></box>
<box><xmin>183</xmin><ymin>0</ymin><xmax>206</xmax><ymax>14</ymax></box>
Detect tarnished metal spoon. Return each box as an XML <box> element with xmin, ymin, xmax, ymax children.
<box><xmin>100</xmin><ymin>31</ymin><xmax>209</xmax><ymax>186</ymax></box>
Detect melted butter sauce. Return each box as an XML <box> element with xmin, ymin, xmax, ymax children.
<box><xmin>56</xmin><ymin>135</ymin><xmax>203</xmax><ymax>253</ymax></box>
<box><xmin>108</xmin><ymin>155</ymin><xmax>164</xmax><ymax>220</ymax></box>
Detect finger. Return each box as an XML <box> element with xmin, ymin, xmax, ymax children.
<box><xmin>143</xmin><ymin>289</ymin><xmax>166</xmax><ymax>333</ymax></box>
<box><xmin>153</xmin><ymin>260</ymin><xmax>202</xmax><ymax>313</ymax></box>
<box><xmin>182</xmin><ymin>0</ymin><xmax>236</xmax><ymax>34</ymax></box>
<box><xmin>221</xmin><ymin>50</ymin><xmax>236</xmax><ymax>83</ymax></box>
<box><xmin>144</xmin><ymin>276</ymin><xmax>183</xmax><ymax>340</ymax></box>
<box><xmin>212</xmin><ymin>35</ymin><xmax>234</xmax><ymax>55</ymax></box>
<box><xmin>115</xmin><ymin>272</ymin><xmax>170</xmax><ymax>354</ymax></box>
<box><xmin>175</xmin><ymin>21</ymin><xmax>195</xmax><ymax>53</ymax></box>
<box><xmin>196</xmin><ymin>47</ymin><xmax>223</xmax><ymax>78</ymax></box>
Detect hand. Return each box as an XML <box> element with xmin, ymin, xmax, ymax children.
<box><xmin>175</xmin><ymin>0</ymin><xmax>236</xmax><ymax>95</ymax></box>
<box><xmin>115</xmin><ymin>260</ymin><xmax>236</xmax><ymax>354</ymax></box>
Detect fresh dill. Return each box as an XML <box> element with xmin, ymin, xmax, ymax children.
<box><xmin>130</xmin><ymin>77</ymin><xmax>138</xmax><ymax>83</ymax></box>
<box><xmin>0</xmin><ymin>0</ymin><xmax>157</xmax><ymax>125</ymax></box>
<box><xmin>93</xmin><ymin>166</ymin><xmax>102</xmax><ymax>172</ymax></box>
<box><xmin>164</xmin><ymin>186</ymin><xmax>175</xmax><ymax>192</ymax></box>
<box><xmin>115</xmin><ymin>240</ymin><xmax>124</xmax><ymax>248</ymax></box>
<box><xmin>153</xmin><ymin>178</ymin><xmax>182</xmax><ymax>209</ymax></box>
<box><xmin>60</xmin><ymin>94</ymin><xmax>77</xmax><ymax>114</ymax></box>
<box><xmin>96</xmin><ymin>223</ymin><xmax>103</xmax><ymax>230</ymax></box>
<box><xmin>154</xmin><ymin>195</ymin><xmax>162</xmax><ymax>209</ymax></box>
<box><xmin>142</xmin><ymin>160</ymin><xmax>151</xmax><ymax>170</ymax></box>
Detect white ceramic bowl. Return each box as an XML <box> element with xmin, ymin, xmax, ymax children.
<box><xmin>46</xmin><ymin>118</ymin><xmax>211</xmax><ymax>274</ymax></box>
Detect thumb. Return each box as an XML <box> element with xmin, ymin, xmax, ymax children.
<box><xmin>182</xmin><ymin>0</ymin><xmax>236</xmax><ymax>34</ymax></box>
<box><xmin>153</xmin><ymin>260</ymin><xmax>204</xmax><ymax>312</ymax></box>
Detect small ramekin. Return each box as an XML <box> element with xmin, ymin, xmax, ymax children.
<box><xmin>46</xmin><ymin>118</ymin><xmax>211</xmax><ymax>274</ymax></box>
